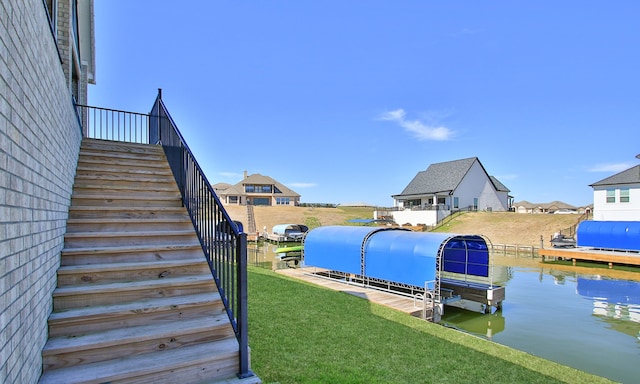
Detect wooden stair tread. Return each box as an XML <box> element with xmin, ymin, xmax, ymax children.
<box><xmin>64</xmin><ymin>230</ymin><xmax>196</xmax><ymax>239</ymax></box>
<box><xmin>43</xmin><ymin>315</ymin><xmax>229</xmax><ymax>355</ymax></box>
<box><xmin>78</xmin><ymin>156</ymin><xmax>169</xmax><ymax>167</ymax></box>
<box><xmin>66</xmin><ymin>217</ymin><xmax>189</xmax><ymax>224</ymax></box>
<box><xmin>71</xmin><ymin>192</ymin><xmax>180</xmax><ymax>199</ymax></box>
<box><xmin>38</xmin><ymin>338</ymin><xmax>239</xmax><ymax>384</ymax></box>
<box><xmin>72</xmin><ymin>182</ymin><xmax>178</xmax><ymax>191</ymax></box>
<box><xmin>69</xmin><ymin>206</ymin><xmax>186</xmax><ymax>211</ymax></box>
<box><xmin>80</xmin><ymin>139</ymin><xmax>163</xmax><ymax>153</ymax></box>
<box><xmin>73</xmin><ymin>173</ymin><xmax>175</xmax><ymax>182</ymax></box>
<box><xmin>53</xmin><ymin>275</ymin><xmax>213</xmax><ymax>297</ymax></box>
<box><xmin>76</xmin><ymin>165</ymin><xmax>173</xmax><ymax>176</ymax></box>
<box><xmin>61</xmin><ymin>242</ymin><xmax>201</xmax><ymax>255</ymax></box>
<box><xmin>48</xmin><ymin>292</ymin><xmax>220</xmax><ymax>323</ymax></box>
<box><xmin>56</xmin><ymin>258</ymin><xmax>207</xmax><ymax>275</ymax></box>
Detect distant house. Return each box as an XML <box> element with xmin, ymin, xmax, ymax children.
<box><xmin>513</xmin><ymin>200</ymin><xmax>580</xmax><ymax>214</ymax></box>
<box><xmin>590</xmin><ymin>161</ymin><xmax>640</xmax><ymax>221</ymax></box>
<box><xmin>387</xmin><ymin>157</ymin><xmax>511</xmax><ymax>226</ymax></box>
<box><xmin>215</xmin><ymin>171</ymin><xmax>301</xmax><ymax>206</ymax></box>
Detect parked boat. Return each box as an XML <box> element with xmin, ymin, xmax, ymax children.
<box><xmin>267</xmin><ymin>224</ymin><xmax>309</xmax><ymax>242</ymax></box>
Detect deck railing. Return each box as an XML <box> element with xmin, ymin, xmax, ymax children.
<box><xmin>77</xmin><ymin>90</ymin><xmax>253</xmax><ymax>379</ymax></box>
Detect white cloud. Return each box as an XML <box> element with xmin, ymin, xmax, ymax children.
<box><xmin>289</xmin><ymin>182</ymin><xmax>317</xmax><ymax>188</ymax></box>
<box><xmin>378</xmin><ymin>108</ymin><xmax>454</xmax><ymax>141</ymax></box>
<box><xmin>587</xmin><ymin>163</ymin><xmax>634</xmax><ymax>173</ymax></box>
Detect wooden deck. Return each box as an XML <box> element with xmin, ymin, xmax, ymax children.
<box><xmin>539</xmin><ymin>246</ymin><xmax>640</xmax><ymax>268</ymax></box>
<box><xmin>276</xmin><ymin>268</ymin><xmax>427</xmax><ymax>318</ymax></box>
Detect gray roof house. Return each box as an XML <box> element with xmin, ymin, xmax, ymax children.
<box><xmin>387</xmin><ymin>158</ymin><xmax>511</xmax><ymax>226</ymax></box>
<box><xmin>393</xmin><ymin>157</ymin><xmax>511</xmax><ymax>211</ymax></box>
<box><xmin>216</xmin><ymin>172</ymin><xmax>301</xmax><ymax>206</ymax></box>
<box><xmin>589</xmin><ymin>161</ymin><xmax>640</xmax><ymax>221</ymax></box>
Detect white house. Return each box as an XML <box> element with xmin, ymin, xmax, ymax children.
<box><xmin>590</xmin><ymin>160</ymin><xmax>640</xmax><ymax>221</ymax></box>
<box><xmin>386</xmin><ymin>157</ymin><xmax>511</xmax><ymax>226</ymax></box>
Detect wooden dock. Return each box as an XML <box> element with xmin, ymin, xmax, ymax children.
<box><xmin>276</xmin><ymin>267</ymin><xmax>428</xmax><ymax>318</ymax></box>
<box><xmin>539</xmin><ymin>246</ymin><xmax>640</xmax><ymax>268</ymax></box>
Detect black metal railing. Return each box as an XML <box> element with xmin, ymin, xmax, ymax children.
<box><xmin>76</xmin><ymin>91</ymin><xmax>253</xmax><ymax>379</ymax></box>
<box><xmin>76</xmin><ymin>104</ymin><xmax>151</xmax><ymax>143</ymax></box>
<box><xmin>151</xmin><ymin>91</ymin><xmax>252</xmax><ymax>379</ymax></box>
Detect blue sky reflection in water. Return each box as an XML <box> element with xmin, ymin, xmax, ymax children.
<box><xmin>441</xmin><ymin>267</ymin><xmax>640</xmax><ymax>383</ymax></box>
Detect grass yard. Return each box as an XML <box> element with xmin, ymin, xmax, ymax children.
<box><xmin>247</xmin><ymin>267</ymin><xmax>613</xmax><ymax>384</ymax></box>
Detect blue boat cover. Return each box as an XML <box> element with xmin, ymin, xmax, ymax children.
<box><xmin>577</xmin><ymin>221</ymin><xmax>640</xmax><ymax>251</ymax></box>
<box><xmin>303</xmin><ymin>226</ymin><xmax>377</xmax><ymax>275</ymax></box>
<box><xmin>364</xmin><ymin>230</ymin><xmax>447</xmax><ymax>286</ymax></box>
<box><xmin>303</xmin><ymin>226</ymin><xmax>491</xmax><ymax>287</ymax></box>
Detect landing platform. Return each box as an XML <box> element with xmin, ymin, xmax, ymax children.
<box><xmin>276</xmin><ymin>267</ymin><xmax>426</xmax><ymax>317</ymax></box>
<box><xmin>539</xmin><ymin>246</ymin><xmax>640</xmax><ymax>268</ymax></box>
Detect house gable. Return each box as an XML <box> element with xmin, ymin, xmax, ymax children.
<box><xmin>590</xmin><ymin>164</ymin><xmax>640</xmax><ymax>221</ymax></box>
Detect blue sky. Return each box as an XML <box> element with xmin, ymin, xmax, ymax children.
<box><xmin>89</xmin><ymin>1</ymin><xmax>640</xmax><ymax>207</ymax></box>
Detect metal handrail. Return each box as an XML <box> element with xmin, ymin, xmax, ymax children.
<box><xmin>151</xmin><ymin>90</ymin><xmax>253</xmax><ymax>379</ymax></box>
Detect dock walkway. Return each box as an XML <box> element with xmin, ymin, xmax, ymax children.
<box><xmin>276</xmin><ymin>267</ymin><xmax>426</xmax><ymax>317</ymax></box>
<box><xmin>539</xmin><ymin>246</ymin><xmax>640</xmax><ymax>268</ymax></box>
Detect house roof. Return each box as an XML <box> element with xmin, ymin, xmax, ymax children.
<box><xmin>490</xmin><ymin>176</ymin><xmax>510</xmax><ymax>192</ymax></box>
<box><xmin>221</xmin><ymin>173</ymin><xmax>300</xmax><ymax>197</ymax></box>
<box><xmin>212</xmin><ymin>182</ymin><xmax>232</xmax><ymax>191</ymax></box>
<box><xmin>393</xmin><ymin>157</ymin><xmax>509</xmax><ymax>198</ymax></box>
<box><xmin>590</xmin><ymin>165</ymin><xmax>640</xmax><ymax>187</ymax></box>
<box><xmin>513</xmin><ymin>200</ymin><xmax>577</xmax><ymax>209</ymax></box>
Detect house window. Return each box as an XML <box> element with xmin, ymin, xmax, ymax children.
<box><xmin>45</xmin><ymin>0</ymin><xmax>57</xmax><ymax>35</ymax></box>
<box><xmin>253</xmin><ymin>198</ymin><xmax>270</xmax><ymax>205</ymax></box>
<box><xmin>245</xmin><ymin>185</ymin><xmax>255</xmax><ymax>193</ymax></box>
<box><xmin>620</xmin><ymin>188</ymin><xmax>630</xmax><ymax>203</ymax></box>
<box><xmin>407</xmin><ymin>199</ymin><xmax>421</xmax><ymax>207</ymax></box>
<box><xmin>229</xmin><ymin>196</ymin><xmax>238</xmax><ymax>204</ymax></box>
<box><xmin>606</xmin><ymin>189</ymin><xmax>615</xmax><ymax>203</ymax></box>
<box><xmin>473</xmin><ymin>198</ymin><xmax>478</xmax><ymax>211</ymax></box>
<box><xmin>453</xmin><ymin>197</ymin><xmax>459</xmax><ymax>209</ymax></box>
<box><xmin>276</xmin><ymin>197</ymin><xmax>290</xmax><ymax>205</ymax></box>
<box><xmin>260</xmin><ymin>185</ymin><xmax>272</xmax><ymax>193</ymax></box>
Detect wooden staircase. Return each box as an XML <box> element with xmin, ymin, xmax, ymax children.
<box><xmin>39</xmin><ymin>139</ymin><xmax>259</xmax><ymax>384</ymax></box>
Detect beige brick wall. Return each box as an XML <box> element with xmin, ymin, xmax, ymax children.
<box><xmin>0</xmin><ymin>1</ymin><xmax>83</xmax><ymax>383</ymax></box>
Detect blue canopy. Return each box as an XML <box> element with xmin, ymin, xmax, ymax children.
<box><xmin>303</xmin><ymin>226</ymin><xmax>491</xmax><ymax>288</ymax></box>
<box><xmin>577</xmin><ymin>221</ymin><xmax>640</xmax><ymax>251</ymax></box>
<box><xmin>364</xmin><ymin>230</ymin><xmax>449</xmax><ymax>286</ymax></box>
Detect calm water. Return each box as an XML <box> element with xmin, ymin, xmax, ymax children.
<box><xmin>251</xmin><ymin>244</ymin><xmax>640</xmax><ymax>383</ymax></box>
<box><xmin>441</xmin><ymin>263</ymin><xmax>640</xmax><ymax>384</ymax></box>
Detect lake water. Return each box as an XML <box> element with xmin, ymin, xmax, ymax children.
<box><xmin>441</xmin><ymin>261</ymin><xmax>640</xmax><ymax>384</ymax></box>
<box><xmin>250</xmin><ymin>243</ymin><xmax>640</xmax><ymax>383</ymax></box>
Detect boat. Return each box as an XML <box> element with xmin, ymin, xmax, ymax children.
<box><xmin>275</xmin><ymin>245</ymin><xmax>303</xmax><ymax>262</ymax></box>
<box><xmin>275</xmin><ymin>245</ymin><xmax>303</xmax><ymax>254</ymax></box>
<box><xmin>268</xmin><ymin>224</ymin><xmax>309</xmax><ymax>242</ymax></box>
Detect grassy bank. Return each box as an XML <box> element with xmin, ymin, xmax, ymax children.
<box><xmin>247</xmin><ymin>267</ymin><xmax>612</xmax><ymax>384</ymax></box>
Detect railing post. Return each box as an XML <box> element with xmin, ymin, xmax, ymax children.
<box><xmin>236</xmin><ymin>232</ymin><xmax>252</xmax><ymax>378</ymax></box>
<box><xmin>149</xmin><ymin>88</ymin><xmax>162</xmax><ymax>144</ymax></box>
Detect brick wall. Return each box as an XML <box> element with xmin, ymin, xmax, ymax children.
<box><xmin>0</xmin><ymin>1</ymin><xmax>83</xmax><ymax>383</ymax></box>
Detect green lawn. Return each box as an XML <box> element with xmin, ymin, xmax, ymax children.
<box><xmin>247</xmin><ymin>267</ymin><xmax>613</xmax><ymax>384</ymax></box>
